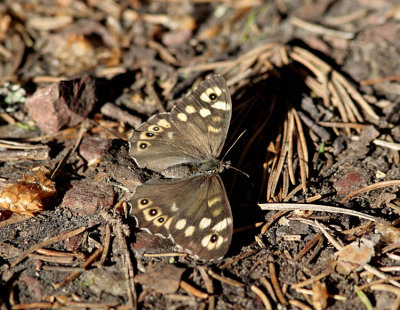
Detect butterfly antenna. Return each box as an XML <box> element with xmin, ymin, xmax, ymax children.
<box><xmin>222</xmin><ymin>130</ymin><xmax>249</xmax><ymax>178</ymax></box>
<box><xmin>228</xmin><ymin>165</ymin><xmax>250</xmax><ymax>178</ymax></box>
<box><xmin>222</xmin><ymin>130</ymin><xmax>247</xmax><ymax>161</ymax></box>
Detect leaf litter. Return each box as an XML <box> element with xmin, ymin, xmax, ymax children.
<box><xmin>0</xmin><ymin>1</ymin><xmax>400</xmax><ymax>309</ymax></box>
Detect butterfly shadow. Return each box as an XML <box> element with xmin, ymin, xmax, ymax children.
<box><xmin>223</xmin><ymin>62</ymin><xmax>313</xmax><ymax>255</ymax></box>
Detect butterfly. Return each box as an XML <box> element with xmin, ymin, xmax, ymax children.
<box><xmin>128</xmin><ymin>75</ymin><xmax>233</xmax><ymax>260</ymax></box>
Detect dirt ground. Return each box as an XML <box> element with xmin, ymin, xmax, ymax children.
<box><xmin>1</xmin><ymin>0</ymin><xmax>400</xmax><ymax>309</ymax></box>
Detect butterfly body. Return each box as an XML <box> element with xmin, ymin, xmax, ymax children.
<box><xmin>161</xmin><ymin>157</ymin><xmax>228</xmax><ymax>178</ymax></box>
<box><xmin>128</xmin><ymin>75</ymin><xmax>233</xmax><ymax>260</ymax></box>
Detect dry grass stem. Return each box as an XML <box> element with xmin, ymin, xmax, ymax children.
<box><xmin>260</xmin><ymin>276</ymin><xmax>278</xmax><ymax>303</ymax></box>
<box><xmin>290</xmin><ymin>16</ymin><xmax>355</xmax><ymax>39</ymax></box>
<box><xmin>180</xmin><ymin>280</ymin><xmax>208</xmax><ymax>299</ymax></box>
<box><xmin>259</xmin><ymin>203</ymin><xmax>378</xmax><ymax>222</ymax></box>
<box><xmin>27</xmin><ymin>254</ymin><xmax>74</xmax><ymax>264</ymax></box>
<box><xmin>288</xmin><ymin>299</ymin><xmax>313</xmax><ymax>310</ymax></box>
<box><xmin>11</xmin><ymin>226</ymin><xmax>86</xmax><ymax>267</ymax></box>
<box><xmin>291</xmin><ymin>271</ymin><xmax>331</xmax><ymax>289</ymax></box>
<box><xmin>340</xmin><ymin>180</ymin><xmax>400</xmax><ymax>203</ymax></box>
<box><xmin>208</xmin><ymin>270</ymin><xmax>245</xmax><ymax>288</ymax></box>
<box><xmin>199</xmin><ymin>266</ymin><xmax>215</xmax><ymax>310</ymax></box>
<box><xmin>251</xmin><ymin>285</ymin><xmax>273</xmax><ymax>310</ymax></box>
<box><xmin>295</xmin><ymin>233</ymin><xmax>323</xmax><ymax>261</ymax></box>
<box><xmin>220</xmin><ymin>249</ymin><xmax>258</xmax><ymax>269</ymax></box>
<box><xmin>143</xmin><ymin>252</ymin><xmax>188</xmax><ymax>257</ymax></box>
<box><xmin>317</xmin><ymin>122</ymin><xmax>367</xmax><ymax>129</ymax></box>
<box><xmin>99</xmin><ymin>223</ymin><xmax>111</xmax><ymax>267</ymax></box>
<box><xmin>54</xmin><ymin>246</ymin><xmax>103</xmax><ymax>289</ymax></box>
<box><xmin>269</xmin><ymin>262</ymin><xmax>287</xmax><ymax>305</ymax></box>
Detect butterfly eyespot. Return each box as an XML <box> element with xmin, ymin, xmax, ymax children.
<box><xmin>146</xmin><ymin>132</ymin><xmax>155</xmax><ymax>137</ymax></box>
<box><xmin>210</xmin><ymin>234</ymin><xmax>218</xmax><ymax>243</ymax></box>
<box><xmin>158</xmin><ymin>217</ymin><xmax>165</xmax><ymax>223</ymax></box>
<box><xmin>148</xmin><ymin>124</ymin><xmax>164</xmax><ymax>132</ymax></box>
<box><xmin>149</xmin><ymin>208</ymin><xmax>158</xmax><ymax>216</ymax></box>
<box><xmin>140</xmin><ymin>199</ymin><xmax>149</xmax><ymax>205</ymax></box>
<box><xmin>139</xmin><ymin>142</ymin><xmax>149</xmax><ymax>149</ymax></box>
<box><xmin>209</xmin><ymin>93</ymin><xmax>217</xmax><ymax>101</ymax></box>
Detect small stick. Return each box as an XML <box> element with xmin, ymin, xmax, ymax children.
<box><xmin>11</xmin><ymin>226</ymin><xmax>86</xmax><ymax>267</ymax></box>
<box><xmin>54</xmin><ymin>246</ymin><xmax>103</xmax><ymax>289</ymax></box>
<box><xmin>208</xmin><ymin>270</ymin><xmax>245</xmax><ymax>288</ymax></box>
<box><xmin>269</xmin><ymin>262</ymin><xmax>287</xmax><ymax>305</ymax></box>
<box><xmin>99</xmin><ymin>223</ymin><xmax>111</xmax><ymax>267</ymax></box>
<box><xmin>180</xmin><ymin>280</ymin><xmax>208</xmax><ymax>299</ymax></box>
<box><xmin>219</xmin><ymin>249</ymin><xmax>258</xmax><ymax>269</ymax></box>
<box><xmin>258</xmin><ymin>203</ymin><xmax>378</xmax><ymax>222</ymax></box>
<box><xmin>341</xmin><ymin>180</ymin><xmax>400</xmax><ymax>203</ymax></box>
<box><xmin>291</xmin><ymin>16</ymin><xmax>354</xmax><ymax>39</ymax></box>
<box><xmin>251</xmin><ymin>285</ymin><xmax>273</xmax><ymax>310</ymax></box>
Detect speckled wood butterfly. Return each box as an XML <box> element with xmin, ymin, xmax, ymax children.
<box><xmin>128</xmin><ymin>75</ymin><xmax>232</xmax><ymax>260</ymax></box>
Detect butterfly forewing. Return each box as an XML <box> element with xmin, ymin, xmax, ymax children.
<box><xmin>129</xmin><ymin>113</ymin><xmax>200</xmax><ymax>173</ymax></box>
<box><xmin>130</xmin><ymin>176</ymin><xmax>232</xmax><ymax>260</ymax></box>
<box><xmin>171</xmin><ymin>76</ymin><xmax>232</xmax><ymax>158</ymax></box>
<box><xmin>129</xmin><ymin>75</ymin><xmax>231</xmax><ymax>173</ymax></box>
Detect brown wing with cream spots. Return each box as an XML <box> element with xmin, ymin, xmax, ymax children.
<box><xmin>129</xmin><ymin>112</ymin><xmax>200</xmax><ymax>173</ymax></box>
<box><xmin>129</xmin><ymin>175</ymin><xmax>233</xmax><ymax>260</ymax></box>
<box><xmin>171</xmin><ymin>75</ymin><xmax>232</xmax><ymax>158</ymax></box>
<box><xmin>129</xmin><ymin>75</ymin><xmax>231</xmax><ymax>174</ymax></box>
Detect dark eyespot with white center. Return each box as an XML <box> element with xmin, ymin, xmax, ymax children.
<box><xmin>209</xmin><ymin>93</ymin><xmax>217</xmax><ymax>101</ymax></box>
<box><xmin>138</xmin><ymin>141</ymin><xmax>150</xmax><ymax>150</ymax></box>
<box><xmin>146</xmin><ymin>132</ymin><xmax>155</xmax><ymax>137</ymax></box>
<box><xmin>138</xmin><ymin>198</ymin><xmax>152</xmax><ymax>209</ymax></box>
<box><xmin>149</xmin><ymin>124</ymin><xmax>164</xmax><ymax>132</ymax></box>
<box><xmin>158</xmin><ymin>217</ymin><xmax>165</xmax><ymax>223</ymax></box>
<box><xmin>210</xmin><ymin>234</ymin><xmax>218</xmax><ymax>243</ymax></box>
<box><xmin>149</xmin><ymin>208</ymin><xmax>158</xmax><ymax>216</ymax></box>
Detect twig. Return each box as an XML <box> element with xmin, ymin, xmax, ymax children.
<box><xmin>373</xmin><ymin>139</ymin><xmax>400</xmax><ymax>151</ymax></box>
<box><xmin>341</xmin><ymin>180</ymin><xmax>400</xmax><ymax>203</ymax></box>
<box><xmin>208</xmin><ymin>270</ymin><xmax>245</xmax><ymax>288</ymax></box>
<box><xmin>260</xmin><ymin>276</ymin><xmax>278</xmax><ymax>303</ymax></box>
<box><xmin>288</xmin><ymin>299</ymin><xmax>313</xmax><ymax>310</ymax></box>
<box><xmin>290</xmin><ymin>16</ymin><xmax>355</xmax><ymax>39</ymax></box>
<box><xmin>251</xmin><ymin>285</ymin><xmax>273</xmax><ymax>310</ymax></box>
<box><xmin>11</xmin><ymin>226</ymin><xmax>86</xmax><ymax>267</ymax></box>
<box><xmin>269</xmin><ymin>262</ymin><xmax>287</xmax><ymax>305</ymax></box>
<box><xmin>54</xmin><ymin>246</ymin><xmax>103</xmax><ymax>289</ymax></box>
<box><xmin>291</xmin><ymin>271</ymin><xmax>331</xmax><ymax>289</ymax></box>
<box><xmin>199</xmin><ymin>266</ymin><xmax>215</xmax><ymax>310</ymax></box>
<box><xmin>99</xmin><ymin>223</ymin><xmax>111</xmax><ymax>267</ymax></box>
<box><xmin>317</xmin><ymin>122</ymin><xmax>367</xmax><ymax>130</ymax></box>
<box><xmin>219</xmin><ymin>249</ymin><xmax>258</xmax><ymax>269</ymax></box>
<box><xmin>258</xmin><ymin>202</ymin><xmax>378</xmax><ymax>222</ymax></box>
<box><xmin>180</xmin><ymin>281</ymin><xmax>208</xmax><ymax>299</ymax></box>
<box><xmin>295</xmin><ymin>232</ymin><xmax>323</xmax><ymax>261</ymax></box>
<box><xmin>143</xmin><ymin>252</ymin><xmax>188</xmax><ymax>257</ymax></box>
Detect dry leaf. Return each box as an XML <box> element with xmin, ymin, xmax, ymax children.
<box><xmin>312</xmin><ymin>281</ymin><xmax>328</xmax><ymax>310</ymax></box>
<box><xmin>0</xmin><ymin>167</ymin><xmax>56</xmax><ymax>216</ymax></box>
<box><xmin>135</xmin><ymin>263</ymin><xmax>185</xmax><ymax>294</ymax></box>
<box><xmin>336</xmin><ymin>237</ymin><xmax>378</xmax><ymax>275</ymax></box>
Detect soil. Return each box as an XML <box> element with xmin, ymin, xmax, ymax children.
<box><xmin>1</xmin><ymin>0</ymin><xmax>400</xmax><ymax>309</ymax></box>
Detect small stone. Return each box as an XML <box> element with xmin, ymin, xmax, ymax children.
<box><xmin>61</xmin><ymin>180</ymin><xmax>115</xmax><ymax>216</ymax></box>
<box><xmin>26</xmin><ymin>76</ymin><xmax>96</xmax><ymax>134</ymax></box>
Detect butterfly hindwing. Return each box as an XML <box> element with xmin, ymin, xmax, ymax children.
<box><xmin>129</xmin><ymin>75</ymin><xmax>232</xmax><ymax>173</ymax></box>
<box><xmin>130</xmin><ymin>175</ymin><xmax>233</xmax><ymax>260</ymax></box>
